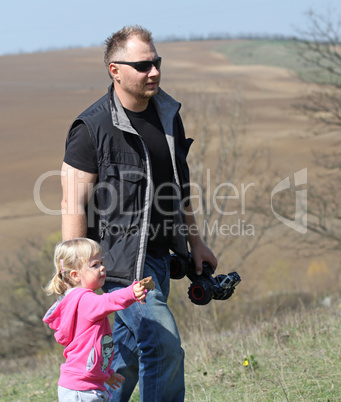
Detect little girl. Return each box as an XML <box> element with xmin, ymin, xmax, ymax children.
<box><xmin>43</xmin><ymin>238</ymin><xmax>147</xmax><ymax>401</ymax></box>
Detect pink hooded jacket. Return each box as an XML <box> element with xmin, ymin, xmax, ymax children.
<box><xmin>43</xmin><ymin>285</ymin><xmax>138</xmax><ymax>391</ymax></box>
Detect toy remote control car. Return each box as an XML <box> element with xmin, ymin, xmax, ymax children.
<box><xmin>170</xmin><ymin>254</ymin><xmax>241</xmax><ymax>305</ymax></box>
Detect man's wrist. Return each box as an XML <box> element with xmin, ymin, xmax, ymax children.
<box><xmin>188</xmin><ymin>233</ymin><xmax>202</xmax><ymax>248</ymax></box>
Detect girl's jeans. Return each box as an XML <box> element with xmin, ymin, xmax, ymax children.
<box><xmin>58</xmin><ymin>386</ymin><xmax>110</xmax><ymax>401</ymax></box>
<box><xmin>102</xmin><ymin>253</ymin><xmax>185</xmax><ymax>402</ymax></box>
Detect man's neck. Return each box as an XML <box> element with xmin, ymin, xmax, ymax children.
<box><xmin>114</xmin><ymin>87</ymin><xmax>149</xmax><ymax>112</ymax></box>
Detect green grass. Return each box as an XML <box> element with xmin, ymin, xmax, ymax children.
<box><xmin>1</xmin><ymin>305</ymin><xmax>341</xmax><ymax>401</ymax></box>
<box><xmin>215</xmin><ymin>40</ymin><xmax>300</xmax><ymax>68</ymax></box>
<box><xmin>184</xmin><ymin>306</ymin><xmax>341</xmax><ymax>401</ymax></box>
<box><xmin>215</xmin><ymin>39</ymin><xmax>341</xmax><ymax>85</ymax></box>
<box><xmin>0</xmin><ymin>354</ymin><xmax>60</xmax><ymax>401</ymax></box>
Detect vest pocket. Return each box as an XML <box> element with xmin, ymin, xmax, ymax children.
<box><xmin>105</xmin><ymin>164</ymin><xmax>146</xmax><ymax>207</ymax></box>
<box><xmin>98</xmin><ymin>164</ymin><xmax>146</xmax><ymax>230</ymax></box>
<box><xmin>99</xmin><ymin>163</ymin><xmax>147</xmax><ymax>282</ymax></box>
<box><xmin>117</xmin><ymin>168</ymin><xmax>146</xmax><ymax>184</ymax></box>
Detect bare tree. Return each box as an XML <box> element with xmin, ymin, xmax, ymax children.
<box><xmin>0</xmin><ymin>234</ymin><xmax>61</xmax><ymax>358</ymax></box>
<box><xmin>168</xmin><ymin>90</ymin><xmax>286</xmax><ymax>336</ymax></box>
<box><xmin>303</xmin><ymin>155</ymin><xmax>341</xmax><ymax>253</ymax></box>
<box><xmin>181</xmin><ymin>90</ymin><xmax>278</xmax><ymax>270</ymax></box>
<box><xmin>292</xmin><ymin>9</ymin><xmax>341</xmax><ymax>253</ymax></box>
<box><xmin>294</xmin><ymin>8</ymin><xmax>341</xmax><ymax>130</ymax></box>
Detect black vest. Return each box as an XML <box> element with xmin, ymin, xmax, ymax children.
<box><xmin>67</xmin><ymin>86</ymin><xmax>192</xmax><ymax>285</ymax></box>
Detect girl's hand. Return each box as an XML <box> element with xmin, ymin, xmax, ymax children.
<box><xmin>106</xmin><ymin>372</ymin><xmax>125</xmax><ymax>390</ymax></box>
<box><xmin>133</xmin><ymin>282</ymin><xmax>147</xmax><ymax>304</ymax></box>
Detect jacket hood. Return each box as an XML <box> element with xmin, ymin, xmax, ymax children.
<box><xmin>43</xmin><ymin>288</ymin><xmax>90</xmax><ymax>346</ymax></box>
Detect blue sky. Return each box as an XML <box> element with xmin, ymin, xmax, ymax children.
<box><xmin>1</xmin><ymin>0</ymin><xmax>339</xmax><ymax>55</ymax></box>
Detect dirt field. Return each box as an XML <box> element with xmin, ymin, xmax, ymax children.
<box><xmin>0</xmin><ymin>40</ymin><xmax>334</xmax><ymax>262</ymax></box>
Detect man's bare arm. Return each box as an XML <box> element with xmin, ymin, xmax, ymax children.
<box><xmin>61</xmin><ymin>162</ymin><xmax>98</xmax><ymax>241</ymax></box>
<box><xmin>185</xmin><ymin>201</ymin><xmax>217</xmax><ymax>274</ymax></box>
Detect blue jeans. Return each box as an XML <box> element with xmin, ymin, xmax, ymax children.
<box><xmin>102</xmin><ymin>254</ymin><xmax>185</xmax><ymax>402</ymax></box>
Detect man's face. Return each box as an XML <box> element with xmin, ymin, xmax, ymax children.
<box><xmin>112</xmin><ymin>36</ymin><xmax>161</xmax><ymax>109</ymax></box>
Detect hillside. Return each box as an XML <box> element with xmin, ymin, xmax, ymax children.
<box><xmin>1</xmin><ymin>39</ymin><xmax>340</xmax><ymax>401</ymax></box>
<box><xmin>0</xmin><ymin>39</ymin><xmax>332</xmax><ymax>260</ymax></box>
<box><xmin>2</xmin><ymin>39</ymin><xmax>340</xmax><ymax>303</ymax></box>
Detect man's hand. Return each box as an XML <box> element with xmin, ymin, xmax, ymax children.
<box><xmin>106</xmin><ymin>372</ymin><xmax>125</xmax><ymax>390</ymax></box>
<box><xmin>190</xmin><ymin>237</ymin><xmax>217</xmax><ymax>275</ymax></box>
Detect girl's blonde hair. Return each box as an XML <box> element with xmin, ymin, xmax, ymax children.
<box><xmin>44</xmin><ymin>238</ymin><xmax>102</xmax><ymax>296</ymax></box>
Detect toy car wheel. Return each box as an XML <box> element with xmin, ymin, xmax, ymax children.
<box><xmin>170</xmin><ymin>254</ymin><xmax>187</xmax><ymax>279</ymax></box>
<box><xmin>188</xmin><ymin>281</ymin><xmax>213</xmax><ymax>305</ymax></box>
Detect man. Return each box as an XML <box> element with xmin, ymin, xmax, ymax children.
<box><xmin>61</xmin><ymin>25</ymin><xmax>217</xmax><ymax>402</ymax></box>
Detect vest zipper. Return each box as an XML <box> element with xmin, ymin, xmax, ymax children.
<box><xmin>134</xmin><ymin>136</ymin><xmax>153</xmax><ymax>281</ymax></box>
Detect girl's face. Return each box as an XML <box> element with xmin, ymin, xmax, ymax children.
<box><xmin>79</xmin><ymin>253</ymin><xmax>106</xmax><ymax>291</ymax></box>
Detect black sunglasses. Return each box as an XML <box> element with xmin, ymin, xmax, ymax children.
<box><xmin>110</xmin><ymin>57</ymin><xmax>162</xmax><ymax>72</ymax></box>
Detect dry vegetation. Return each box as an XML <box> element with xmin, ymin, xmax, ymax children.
<box><xmin>1</xmin><ymin>35</ymin><xmax>341</xmax><ymax>400</ymax></box>
<box><xmin>2</xmin><ymin>305</ymin><xmax>341</xmax><ymax>401</ymax></box>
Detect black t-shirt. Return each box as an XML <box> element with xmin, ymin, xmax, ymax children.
<box><xmin>64</xmin><ymin>101</ymin><xmax>174</xmax><ymax>257</ymax></box>
<box><xmin>64</xmin><ymin>121</ymin><xmax>98</xmax><ymax>173</ymax></box>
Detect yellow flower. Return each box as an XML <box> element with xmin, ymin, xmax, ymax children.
<box><xmin>243</xmin><ymin>359</ymin><xmax>249</xmax><ymax>367</ymax></box>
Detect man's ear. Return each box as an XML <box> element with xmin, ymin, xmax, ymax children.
<box><xmin>109</xmin><ymin>63</ymin><xmax>120</xmax><ymax>82</ymax></box>
<box><xmin>70</xmin><ymin>269</ymin><xmax>81</xmax><ymax>283</ymax></box>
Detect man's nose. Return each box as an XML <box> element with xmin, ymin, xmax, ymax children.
<box><xmin>149</xmin><ymin>65</ymin><xmax>160</xmax><ymax>76</ymax></box>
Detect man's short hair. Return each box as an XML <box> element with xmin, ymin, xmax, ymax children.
<box><xmin>104</xmin><ymin>25</ymin><xmax>153</xmax><ymax>71</ymax></box>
